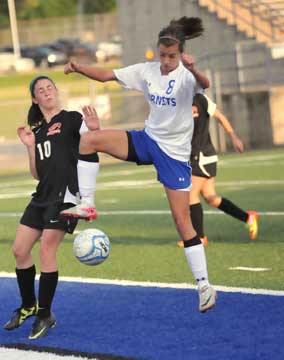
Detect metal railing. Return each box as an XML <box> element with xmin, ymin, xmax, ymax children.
<box><xmin>235</xmin><ymin>0</ymin><xmax>284</xmax><ymax>34</ymax></box>
<box><xmin>196</xmin><ymin>43</ymin><xmax>284</xmax><ymax>94</ymax></box>
<box><xmin>209</xmin><ymin>0</ymin><xmax>284</xmax><ymax>42</ymax></box>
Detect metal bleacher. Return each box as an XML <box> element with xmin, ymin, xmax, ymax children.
<box><xmin>198</xmin><ymin>0</ymin><xmax>284</xmax><ymax>46</ymax></box>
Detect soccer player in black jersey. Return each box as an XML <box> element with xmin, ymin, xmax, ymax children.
<box><xmin>3</xmin><ymin>76</ymin><xmax>99</xmax><ymax>339</ymax></box>
<box><xmin>177</xmin><ymin>93</ymin><xmax>258</xmax><ymax>247</ymax></box>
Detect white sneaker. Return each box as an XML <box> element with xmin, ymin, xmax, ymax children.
<box><xmin>60</xmin><ymin>201</ymin><xmax>97</xmax><ymax>221</ymax></box>
<box><xmin>198</xmin><ymin>285</ymin><xmax>217</xmax><ymax>313</ymax></box>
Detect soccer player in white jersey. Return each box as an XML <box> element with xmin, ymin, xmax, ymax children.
<box><xmin>63</xmin><ymin>17</ymin><xmax>217</xmax><ymax>312</ymax></box>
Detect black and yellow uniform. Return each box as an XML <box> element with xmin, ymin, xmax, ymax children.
<box><xmin>20</xmin><ymin>110</ymin><xmax>83</xmax><ymax>234</ymax></box>
<box><xmin>190</xmin><ymin>94</ymin><xmax>218</xmax><ymax>178</ymax></box>
<box><xmin>187</xmin><ymin>93</ymin><xmax>253</xmax><ymax>242</ymax></box>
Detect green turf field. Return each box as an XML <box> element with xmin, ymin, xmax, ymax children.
<box><xmin>0</xmin><ymin>148</ymin><xmax>283</xmax><ymax>290</ymax></box>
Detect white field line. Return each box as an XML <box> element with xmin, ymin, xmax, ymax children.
<box><xmin>0</xmin><ymin>150</ymin><xmax>284</xmax><ymax>189</ymax></box>
<box><xmin>96</xmin><ymin>179</ymin><xmax>284</xmax><ymax>189</ymax></box>
<box><xmin>0</xmin><ymin>179</ymin><xmax>37</xmax><ymax>188</ymax></box>
<box><xmin>229</xmin><ymin>267</ymin><xmax>271</xmax><ymax>272</ymax></box>
<box><xmin>0</xmin><ymin>179</ymin><xmax>283</xmax><ymax>199</ymax></box>
<box><xmin>0</xmin><ymin>210</ymin><xmax>284</xmax><ymax>217</ymax></box>
<box><xmin>0</xmin><ymin>272</ymin><xmax>283</xmax><ymax>296</ymax></box>
<box><xmin>218</xmin><ymin>153</ymin><xmax>284</xmax><ymax>164</ymax></box>
<box><xmin>220</xmin><ymin>161</ymin><xmax>284</xmax><ymax>168</ymax></box>
<box><xmin>0</xmin><ymin>191</ymin><xmax>32</xmax><ymax>199</ymax></box>
<box><xmin>3</xmin><ymin>155</ymin><xmax>281</xmax><ymax>188</ymax></box>
<box><xmin>0</xmin><ymin>169</ymin><xmax>155</xmax><ymax>188</ymax></box>
<box><xmin>216</xmin><ymin>179</ymin><xmax>284</xmax><ymax>186</ymax></box>
<box><xmin>0</xmin><ymin>348</ymin><xmax>89</xmax><ymax>360</ymax></box>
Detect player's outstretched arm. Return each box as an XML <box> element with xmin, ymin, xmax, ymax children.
<box><xmin>213</xmin><ymin>108</ymin><xmax>244</xmax><ymax>153</ymax></box>
<box><xmin>82</xmin><ymin>105</ymin><xmax>100</xmax><ymax>131</ymax></box>
<box><xmin>64</xmin><ymin>61</ymin><xmax>116</xmax><ymax>82</ymax></box>
<box><xmin>17</xmin><ymin>126</ymin><xmax>39</xmax><ymax>180</ymax></box>
<box><xmin>181</xmin><ymin>54</ymin><xmax>210</xmax><ymax>89</ymax></box>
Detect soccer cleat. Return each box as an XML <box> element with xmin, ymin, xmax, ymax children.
<box><xmin>29</xmin><ymin>313</ymin><xmax>56</xmax><ymax>340</ymax></box>
<box><xmin>177</xmin><ymin>240</ymin><xmax>183</xmax><ymax>248</ymax></box>
<box><xmin>200</xmin><ymin>236</ymin><xmax>208</xmax><ymax>246</ymax></box>
<box><xmin>3</xmin><ymin>303</ymin><xmax>38</xmax><ymax>330</ymax></box>
<box><xmin>198</xmin><ymin>285</ymin><xmax>217</xmax><ymax>313</ymax></box>
<box><xmin>60</xmin><ymin>201</ymin><xmax>97</xmax><ymax>221</ymax></box>
<box><xmin>177</xmin><ymin>236</ymin><xmax>208</xmax><ymax>248</ymax></box>
<box><xmin>247</xmin><ymin>210</ymin><xmax>259</xmax><ymax>240</ymax></box>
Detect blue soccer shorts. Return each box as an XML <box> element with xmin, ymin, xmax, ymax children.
<box><xmin>128</xmin><ymin>129</ymin><xmax>192</xmax><ymax>191</ymax></box>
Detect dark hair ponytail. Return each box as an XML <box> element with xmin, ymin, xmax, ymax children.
<box><xmin>158</xmin><ymin>17</ymin><xmax>204</xmax><ymax>52</ymax></box>
<box><xmin>27</xmin><ymin>103</ymin><xmax>44</xmax><ymax>128</ymax></box>
<box><xmin>27</xmin><ymin>75</ymin><xmax>55</xmax><ymax>128</ymax></box>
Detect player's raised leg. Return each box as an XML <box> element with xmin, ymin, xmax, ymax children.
<box><xmin>61</xmin><ymin>113</ymin><xmax>129</xmax><ymax>221</ymax></box>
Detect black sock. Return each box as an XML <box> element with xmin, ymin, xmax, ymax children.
<box><xmin>183</xmin><ymin>235</ymin><xmax>202</xmax><ymax>248</ymax></box>
<box><xmin>78</xmin><ymin>153</ymin><xmax>99</xmax><ymax>162</ymax></box>
<box><xmin>218</xmin><ymin>197</ymin><xmax>248</xmax><ymax>223</ymax></box>
<box><xmin>38</xmin><ymin>271</ymin><xmax>58</xmax><ymax>318</ymax></box>
<box><xmin>16</xmin><ymin>265</ymin><xmax>36</xmax><ymax>308</ymax></box>
<box><xmin>190</xmin><ymin>203</ymin><xmax>204</xmax><ymax>238</ymax></box>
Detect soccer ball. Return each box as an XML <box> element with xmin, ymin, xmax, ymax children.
<box><xmin>73</xmin><ymin>228</ymin><xmax>110</xmax><ymax>266</ymax></box>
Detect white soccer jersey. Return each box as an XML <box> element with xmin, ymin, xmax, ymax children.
<box><xmin>114</xmin><ymin>61</ymin><xmax>202</xmax><ymax>161</ymax></box>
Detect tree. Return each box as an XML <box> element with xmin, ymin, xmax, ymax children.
<box><xmin>0</xmin><ymin>1</ymin><xmax>9</xmax><ymax>27</ymax></box>
<box><xmin>84</xmin><ymin>0</ymin><xmax>116</xmax><ymax>14</ymax></box>
<box><xmin>0</xmin><ymin>0</ymin><xmax>116</xmax><ymax>26</ymax></box>
<box><xmin>17</xmin><ymin>0</ymin><xmax>78</xmax><ymax>19</ymax></box>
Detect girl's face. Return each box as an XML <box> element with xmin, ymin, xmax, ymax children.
<box><xmin>32</xmin><ymin>79</ymin><xmax>59</xmax><ymax>110</ymax></box>
<box><xmin>159</xmin><ymin>43</ymin><xmax>181</xmax><ymax>75</ymax></box>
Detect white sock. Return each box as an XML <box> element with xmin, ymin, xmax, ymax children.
<box><xmin>184</xmin><ymin>244</ymin><xmax>209</xmax><ymax>289</ymax></box>
<box><xmin>77</xmin><ymin>160</ymin><xmax>99</xmax><ymax>207</ymax></box>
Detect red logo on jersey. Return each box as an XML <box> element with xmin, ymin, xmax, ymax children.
<box><xmin>47</xmin><ymin>122</ymin><xmax>62</xmax><ymax>136</ymax></box>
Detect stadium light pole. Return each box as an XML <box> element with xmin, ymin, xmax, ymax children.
<box><xmin>7</xmin><ymin>0</ymin><xmax>21</xmax><ymax>59</ymax></box>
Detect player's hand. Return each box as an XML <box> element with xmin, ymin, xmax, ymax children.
<box><xmin>82</xmin><ymin>106</ymin><xmax>100</xmax><ymax>131</ymax></box>
<box><xmin>230</xmin><ymin>133</ymin><xmax>244</xmax><ymax>153</ymax></box>
<box><xmin>64</xmin><ymin>61</ymin><xmax>78</xmax><ymax>75</ymax></box>
<box><xmin>181</xmin><ymin>54</ymin><xmax>195</xmax><ymax>71</ymax></box>
<box><xmin>17</xmin><ymin>126</ymin><xmax>35</xmax><ymax>147</ymax></box>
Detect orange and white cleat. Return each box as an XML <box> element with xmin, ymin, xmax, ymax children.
<box><xmin>177</xmin><ymin>240</ymin><xmax>183</xmax><ymax>248</ymax></box>
<box><xmin>177</xmin><ymin>236</ymin><xmax>208</xmax><ymax>248</ymax></box>
<box><xmin>247</xmin><ymin>210</ymin><xmax>259</xmax><ymax>240</ymax></box>
<box><xmin>60</xmin><ymin>201</ymin><xmax>97</xmax><ymax>221</ymax></box>
<box><xmin>200</xmin><ymin>236</ymin><xmax>208</xmax><ymax>246</ymax></box>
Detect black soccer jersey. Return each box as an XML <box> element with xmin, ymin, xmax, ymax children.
<box><xmin>31</xmin><ymin>110</ymin><xmax>82</xmax><ymax>206</ymax></box>
<box><xmin>190</xmin><ymin>94</ymin><xmax>217</xmax><ymax>160</ymax></box>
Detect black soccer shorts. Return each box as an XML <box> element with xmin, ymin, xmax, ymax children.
<box><xmin>191</xmin><ymin>157</ymin><xmax>217</xmax><ymax>178</ymax></box>
<box><xmin>20</xmin><ymin>202</ymin><xmax>78</xmax><ymax>234</ymax></box>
